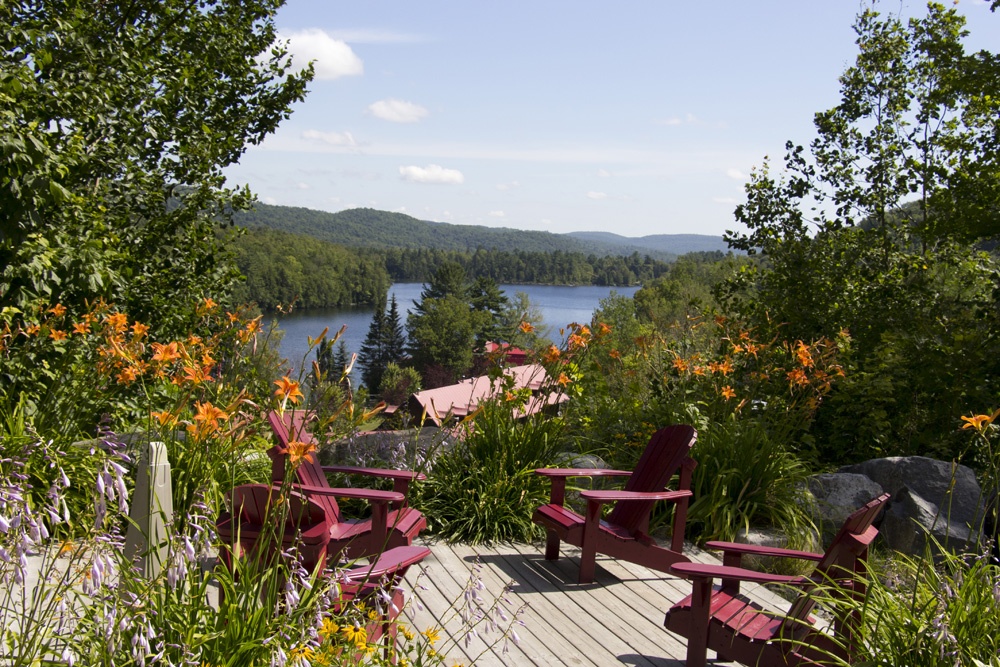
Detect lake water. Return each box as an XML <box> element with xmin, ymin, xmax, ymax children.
<box><xmin>273</xmin><ymin>283</ymin><xmax>639</xmax><ymax>375</ymax></box>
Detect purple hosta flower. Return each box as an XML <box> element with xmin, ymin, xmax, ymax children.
<box><xmin>285</xmin><ymin>580</ymin><xmax>301</xmax><ymax>607</ymax></box>
<box><xmin>0</xmin><ymin>513</ymin><xmax>9</xmax><ymax>534</ymax></box>
<box><xmin>271</xmin><ymin>646</ymin><xmax>288</xmax><ymax>667</ymax></box>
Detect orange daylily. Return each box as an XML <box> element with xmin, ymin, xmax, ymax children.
<box><xmin>131</xmin><ymin>322</ymin><xmax>149</xmax><ymax>338</ymax></box>
<box><xmin>193</xmin><ymin>401</ymin><xmax>228</xmax><ymax>433</ymax></box>
<box><xmin>284</xmin><ymin>440</ymin><xmax>317</xmax><ymax>465</ymax></box>
<box><xmin>961</xmin><ymin>414</ymin><xmax>993</xmax><ymax>432</ymax></box>
<box><xmin>518</xmin><ymin>321</ymin><xmax>535</xmax><ymax>334</ymax></box>
<box><xmin>106</xmin><ymin>312</ymin><xmax>128</xmax><ymax>332</ymax></box>
<box><xmin>720</xmin><ymin>385</ymin><xmax>736</xmax><ymax>401</ymax></box>
<box><xmin>541</xmin><ymin>345</ymin><xmax>561</xmax><ymax>364</ymax></box>
<box><xmin>49</xmin><ymin>329</ymin><xmax>67</xmax><ymax>342</ymax></box>
<box><xmin>556</xmin><ymin>373</ymin><xmax>571</xmax><ymax>387</ymax></box>
<box><xmin>274</xmin><ymin>376</ymin><xmax>305</xmax><ymax>404</ymax></box>
<box><xmin>49</xmin><ymin>304</ymin><xmax>67</xmax><ymax>317</ymax></box>
<box><xmin>73</xmin><ymin>321</ymin><xmax>91</xmax><ymax>335</ymax></box>
<box><xmin>152</xmin><ymin>342</ymin><xmax>181</xmax><ymax>363</ymax></box>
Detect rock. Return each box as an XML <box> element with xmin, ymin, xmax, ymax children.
<box><xmin>880</xmin><ymin>487</ymin><xmax>982</xmax><ymax>555</ymax></box>
<box><xmin>734</xmin><ymin>527</ymin><xmax>819</xmax><ymax>575</ymax></box>
<box><xmin>839</xmin><ymin>457</ymin><xmax>986</xmax><ymax>555</ymax></box>
<box><xmin>806</xmin><ymin>473</ymin><xmax>885</xmax><ymax>541</ymax></box>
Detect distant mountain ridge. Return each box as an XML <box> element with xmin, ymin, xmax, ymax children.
<box><xmin>233</xmin><ymin>204</ymin><xmax>732</xmax><ymax>259</ymax></box>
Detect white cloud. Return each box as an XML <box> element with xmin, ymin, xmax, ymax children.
<box><xmin>655</xmin><ymin>117</ymin><xmax>683</xmax><ymax>126</ymax></box>
<box><xmin>726</xmin><ymin>168</ymin><xmax>748</xmax><ymax>180</ymax></box>
<box><xmin>280</xmin><ymin>29</ymin><xmax>363</xmax><ymax>80</ymax></box>
<box><xmin>296</xmin><ymin>182</ymin><xmax>310</xmax><ymax>190</ymax></box>
<box><xmin>302</xmin><ymin>129</ymin><xmax>359</xmax><ymax>147</ymax></box>
<box><xmin>587</xmin><ymin>191</ymin><xmax>608</xmax><ymax>200</ymax></box>
<box><xmin>399</xmin><ymin>164</ymin><xmax>464</xmax><ymax>184</ymax></box>
<box><xmin>368</xmin><ymin>99</ymin><xmax>429</xmax><ymax>123</ymax></box>
<box><xmin>328</xmin><ymin>29</ymin><xmax>425</xmax><ymax>44</ymax></box>
<box><xmin>263</xmin><ymin>197</ymin><xmax>277</xmax><ymax>205</ymax></box>
<box><xmin>597</xmin><ymin>169</ymin><xmax>612</xmax><ymax>178</ymax></box>
<box><xmin>541</xmin><ymin>218</ymin><xmax>553</xmax><ymax>225</ymax></box>
<box><xmin>489</xmin><ymin>210</ymin><xmax>505</xmax><ymax>217</ymax></box>
<box><xmin>496</xmin><ymin>180</ymin><xmax>519</xmax><ymax>191</ymax></box>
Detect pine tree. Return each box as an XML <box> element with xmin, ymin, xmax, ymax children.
<box><xmin>358</xmin><ymin>298</ymin><xmax>387</xmax><ymax>391</ymax></box>
<box><xmin>382</xmin><ymin>295</ymin><xmax>407</xmax><ymax>365</ymax></box>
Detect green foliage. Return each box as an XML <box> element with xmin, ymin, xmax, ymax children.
<box><xmin>417</xmin><ymin>400</ymin><xmax>565</xmax><ymax>544</ymax></box>
<box><xmin>378</xmin><ymin>362</ymin><xmax>422</xmax><ymax>406</ymax></box>
<box><xmin>359</xmin><ymin>295</ymin><xmax>406</xmax><ymax>391</ymax></box>
<box><xmin>0</xmin><ymin>0</ymin><xmax>312</xmax><ymax>339</ymax></box>
<box><xmin>229</xmin><ymin>228</ymin><xmax>389</xmax><ymax>311</ymax></box>
<box><xmin>683</xmin><ymin>420</ymin><xmax>815</xmax><ymax>547</ymax></box>
<box><xmin>720</xmin><ymin>3</ymin><xmax>1000</xmax><ymax>465</ymax></box>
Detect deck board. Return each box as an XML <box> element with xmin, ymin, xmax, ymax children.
<box><xmin>401</xmin><ymin>539</ymin><xmax>792</xmax><ymax>666</ymax></box>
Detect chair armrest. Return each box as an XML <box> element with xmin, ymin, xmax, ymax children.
<box><xmin>343</xmin><ymin>545</ymin><xmax>431</xmax><ymax>583</ymax></box>
<box><xmin>534</xmin><ymin>468</ymin><xmax>633</xmax><ymax>478</ymax></box>
<box><xmin>705</xmin><ymin>540</ymin><xmax>824</xmax><ymax>562</ymax></box>
<box><xmin>671</xmin><ymin>562</ymin><xmax>805</xmax><ymax>586</ymax></box>
<box><xmin>580</xmin><ymin>489</ymin><xmax>692</xmax><ymax>505</ymax></box>
<box><xmin>322</xmin><ymin>466</ymin><xmax>427</xmax><ymax>482</ymax></box>
<box><xmin>290</xmin><ymin>482</ymin><xmax>404</xmax><ymax>505</ymax></box>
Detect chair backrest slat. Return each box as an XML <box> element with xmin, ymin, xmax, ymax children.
<box><xmin>781</xmin><ymin>493</ymin><xmax>890</xmax><ymax>630</ymax></box>
<box><xmin>266</xmin><ymin>411</ymin><xmax>342</xmax><ymax>522</ymax></box>
<box><xmin>606</xmin><ymin>425</ymin><xmax>697</xmax><ymax>533</ymax></box>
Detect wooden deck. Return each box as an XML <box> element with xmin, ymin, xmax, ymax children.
<box><xmin>402</xmin><ymin>538</ymin><xmax>792</xmax><ymax>666</ymax></box>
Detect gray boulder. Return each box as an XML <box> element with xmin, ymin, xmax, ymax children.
<box><xmin>839</xmin><ymin>456</ymin><xmax>986</xmax><ymax>555</ymax></box>
<box><xmin>807</xmin><ymin>473</ymin><xmax>885</xmax><ymax>541</ymax></box>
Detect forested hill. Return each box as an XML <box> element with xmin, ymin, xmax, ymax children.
<box><xmin>233</xmin><ymin>204</ymin><xmax>730</xmax><ymax>259</ymax></box>
<box><xmin>567</xmin><ymin>231</ymin><xmax>733</xmax><ymax>256</ymax></box>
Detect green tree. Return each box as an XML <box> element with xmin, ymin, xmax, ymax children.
<box><xmin>358</xmin><ymin>298</ymin><xmax>387</xmax><ymax>391</ymax></box>
<box><xmin>406</xmin><ymin>295</ymin><xmax>484</xmax><ymax>386</ymax></box>
<box><xmin>468</xmin><ymin>276</ymin><xmax>509</xmax><ymax>347</ymax></box>
<box><xmin>378</xmin><ymin>362</ymin><xmax>422</xmax><ymax>406</ymax></box>
<box><xmin>720</xmin><ymin>2</ymin><xmax>1000</xmax><ymax>463</ymax></box>
<box><xmin>0</xmin><ymin>1</ymin><xmax>311</xmax><ymax>336</ymax></box>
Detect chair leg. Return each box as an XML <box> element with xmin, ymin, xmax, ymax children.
<box><xmin>579</xmin><ymin>541</ymin><xmax>597</xmax><ymax>584</ymax></box>
<box><xmin>544</xmin><ymin>530</ymin><xmax>560</xmax><ymax>560</ymax></box>
<box><xmin>686</xmin><ymin>577</ymin><xmax>711</xmax><ymax>667</ymax></box>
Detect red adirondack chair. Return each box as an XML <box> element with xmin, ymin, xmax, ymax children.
<box><xmin>267</xmin><ymin>410</ymin><xmax>427</xmax><ymax>561</ymax></box>
<box><xmin>216</xmin><ymin>484</ymin><xmax>430</xmax><ymax>653</ymax></box>
<box><xmin>664</xmin><ymin>493</ymin><xmax>891</xmax><ymax>667</ymax></box>
<box><xmin>532</xmin><ymin>424</ymin><xmax>698</xmax><ymax>584</ymax></box>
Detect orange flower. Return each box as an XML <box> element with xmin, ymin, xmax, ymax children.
<box><xmin>200</xmin><ymin>352</ymin><xmax>216</xmax><ymax>368</ymax></box>
<box><xmin>49</xmin><ymin>329</ymin><xmax>67</xmax><ymax>341</ymax></box>
<box><xmin>717</xmin><ymin>358</ymin><xmax>734</xmax><ymax>376</ymax></box>
<box><xmin>116</xmin><ymin>367</ymin><xmax>138</xmax><ymax>384</ymax></box>
<box><xmin>72</xmin><ymin>321</ymin><xmax>91</xmax><ymax>335</ymax></box>
<box><xmin>152</xmin><ymin>342</ymin><xmax>181</xmax><ymax>363</ymax></box>
<box><xmin>274</xmin><ymin>376</ymin><xmax>305</xmax><ymax>404</ymax></box>
<box><xmin>609</xmin><ymin>349</ymin><xmax>621</xmax><ymax>360</ymax></box>
<box><xmin>672</xmin><ymin>357</ymin><xmax>689</xmax><ymax>373</ymax></box>
<box><xmin>714</xmin><ymin>315</ymin><xmax>727</xmax><ymax>327</ymax></box>
<box><xmin>151</xmin><ymin>411</ymin><xmax>176</xmax><ymax>427</ymax></box>
<box><xmin>518</xmin><ymin>321</ymin><xmax>535</xmax><ymax>334</ymax></box>
<box><xmin>720</xmin><ymin>385</ymin><xmax>736</xmax><ymax>400</ymax></box>
<box><xmin>787</xmin><ymin>368</ymin><xmax>809</xmax><ymax>387</ymax></box>
<box><xmin>568</xmin><ymin>334</ymin><xmax>586</xmax><ymax>350</ymax></box>
<box><xmin>284</xmin><ymin>440</ymin><xmax>317</xmax><ymax>465</ymax></box>
<box><xmin>131</xmin><ymin>322</ymin><xmax>149</xmax><ymax>339</ymax></box>
<box><xmin>183</xmin><ymin>365</ymin><xmax>213</xmax><ymax>385</ymax></box>
<box><xmin>541</xmin><ymin>345</ymin><xmax>561</xmax><ymax>364</ymax></box>
<box><xmin>227</xmin><ymin>311</ymin><xmax>241</xmax><ymax>323</ymax></box>
<box><xmin>556</xmin><ymin>373</ymin><xmax>571</xmax><ymax>387</ymax></box>
<box><xmin>49</xmin><ymin>304</ymin><xmax>67</xmax><ymax>317</ymax></box>
<box><xmin>794</xmin><ymin>341</ymin><xmax>814</xmax><ymax>368</ymax></box>
<box><xmin>105</xmin><ymin>312</ymin><xmax>128</xmax><ymax>332</ymax></box>
<box><xmin>22</xmin><ymin>324</ymin><xmax>40</xmax><ymax>337</ymax></box>
<box><xmin>961</xmin><ymin>414</ymin><xmax>993</xmax><ymax>432</ymax></box>
<box><xmin>597</xmin><ymin>322</ymin><xmax>612</xmax><ymax>336</ymax></box>
<box><xmin>692</xmin><ymin>366</ymin><xmax>706</xmax><ymax>376</ymax></box>
<box><xmin>193</xmin><ymin>401</ymin><xmax>228</xmax><ymax>433</ymax></box>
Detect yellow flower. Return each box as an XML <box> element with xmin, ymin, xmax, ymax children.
<box><xmin>319</xmin><ymin>617</ymin><xmax>340</xmax><ymax>639</ymax></box>
<box><xmin>422</xmin><ymin>626</ymin><xmax>442</xmax><ymax>644</ymax></box>
<box><xmin>400</xmin><ymin>626</ymin><xmax>415</xmax><ymax>641</ymax></box>
<box><xmin>342</xmin><ymin>623</ymin><xmax>367</xmax><ymax>646</ymax></box>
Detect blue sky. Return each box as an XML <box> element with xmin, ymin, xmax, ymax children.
<box><xmin>222</xmin><ymin>1</ymin><xmax>1000</xmax><ymax>238</ymax></box>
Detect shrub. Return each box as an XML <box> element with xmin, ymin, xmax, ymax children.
<box><xmin>418</xmin><ymin>398</ymin><xmax>565</xmax><ymax>544</ymax></box>
<box><xmin>681</xmin><ymin>420</ymin><xmax>816</xmax><ymax>548</ymax></box>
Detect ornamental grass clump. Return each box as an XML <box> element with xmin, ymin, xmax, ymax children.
<box><xmin>418</xmin><ymin>396</ymin><xmax>565</xmax><ymax>544</ymax></box>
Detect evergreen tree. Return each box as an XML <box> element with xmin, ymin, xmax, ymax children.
<box><xmin>382</xmin><ymin>296</ymin><xmax>407</xmax><ymax>365</ymax></box>
<box><xmin>358</xmin><ymin>297</ymin><xmax>387</xmax><ymax>391</ymax></box>
<box><xmin>468</xmin><ymin>276</ymin><xmax>509</xmax><ymax>347</ymax></box>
